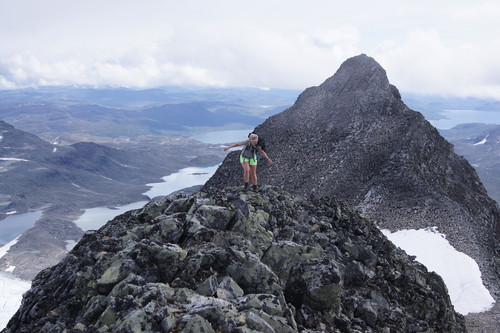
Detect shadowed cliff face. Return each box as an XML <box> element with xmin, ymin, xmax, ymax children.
<box><xmin>204</xmin><ymin>55</ymin><xmax>500</xmax><ymax>301</ymax></box>
<box><xmin>3</xmin><ymin>187</ymin><xmax>466</xmax><ymax>332</ymax></box>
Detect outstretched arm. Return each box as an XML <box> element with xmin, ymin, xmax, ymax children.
<box><xmin>224</xmin><ymin>141</ymin><xmax>245</xmax><ymax>151</ymax></box>
<box><xmin>259</xmin><ymin>149</ymin><xmax>273</xmax><ymax>163</ymax></box>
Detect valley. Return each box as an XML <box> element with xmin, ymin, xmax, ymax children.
<box><xmin>0</xmin><ymin>87</ymin><xmax>300</xmax><ymax>280</ymax></box>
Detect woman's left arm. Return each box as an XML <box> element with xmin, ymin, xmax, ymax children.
<box><xmin>259</xmin><ymin>149</ymin><xmax>273</xmax><ymax>163</ymax></box>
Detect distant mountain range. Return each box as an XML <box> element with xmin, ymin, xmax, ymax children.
<box><xmin>0</xmin><ymin>120</ymin><xmax>226</xmax><ymax>279</ymax></box>
<box><xmin>0</xmin><ymin>120</ymin><xmax>224</xmax><ymax>216</ymax></box>
<box><xmin>402</xmin><ymin>93</ymin><xmax>500</xmax><ymax>119</ymax></box>
<box><xmin>441</xmin><ymin>123</ymin><xmax>500</xmax><ymax>203</ymax></box>
<box><xmin>0</xmin><ymin>86</ymin><xmax>498</xmax><ymax>145</ymax></box>
<box><xmin>0</xmin><ymin>86</ymin><xmax>299</xmax><ymax>143</ymax></box>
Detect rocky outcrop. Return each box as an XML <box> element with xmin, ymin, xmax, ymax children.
<box><xmin>204</xmin><ymin>55</ymin><xmax>500</xmax><ymax>308</ymax></box>
<box><xmin>3</xmin><ymin>187</ymin><xmax>465</xmax><ymax>332</ymax></box>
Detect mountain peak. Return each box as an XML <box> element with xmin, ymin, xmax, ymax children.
<box><xmin>205</xmin><ymin>55</ymin><xmax>500</xmax><ymax>318</ymax></box>
<box><xmin>287</xmin><ymin>55</ymin><xmax>402</xmax><ymax>130</ymax></box>
<box><xmin>0</xmin><ymin>120</ymin><xmax>15</xmax><ymax>131</ymax></box>
<box><xmin>319</xmin><ymin>54</ymin><xmax>394</xmax><ymax>97</ymax></box>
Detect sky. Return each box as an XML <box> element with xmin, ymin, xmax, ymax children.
<box><xmin>1</xmin><ymin>0</ymin><xmax>500</xmax><ymax>99</ymax></box>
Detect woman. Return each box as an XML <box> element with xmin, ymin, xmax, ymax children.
<box><xmin>224</xmin><ymin>133</ymin><xmax>272</xmax><ymax>191</ymax></box>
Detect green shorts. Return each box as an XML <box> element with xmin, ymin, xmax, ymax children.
<box><xmin>240</xmin><ymin>155</ymin><xmax>258</xmax><ymax>166</ymax></box>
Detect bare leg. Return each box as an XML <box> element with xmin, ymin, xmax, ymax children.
<box><xmin>250</xmin><ymin>165</ymin><xmax>257</xmax><ymax>185</ymax></box>
<box><xmin>242</xmin><ymin>162</ymin><xmax>250</xmax><ymax>183</ymax></box>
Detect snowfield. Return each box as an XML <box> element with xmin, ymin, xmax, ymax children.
<box><xmin>0</xmin><ymin>272</ymin><xmax>31</xmax><ymax>329</ymax></box>
<box><xmin>382</xmin><ymin>227</ymin><xmax>495</xmax><ymax>315</ymax></box>
<box><xmin>0</xmin><ymin>238</ymin><xmax>32</xmax><ymax>330</ymax></box>
<box><xmin>0</xmin><ymin>158</ymin><xmax>29</xmax><ymax>162</ymax></box>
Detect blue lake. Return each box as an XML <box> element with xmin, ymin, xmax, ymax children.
<box><xmin>74</xmin><ymin>164</ymin><xmax>220</xmax><ymax>231</ymax></box>
<box><xmin>429</xmin><ymin>110</ymin><xmax>500</xmax><ymax>129</ymax></box>
<box><xmin>72</xmin><ymin>201</ymin><xmax>148</xmax><ymax>232</ymax></box>
<box><xmin>0</xmin><ymin>165</ymin><xmax>221</xmax><ymax>242</ymax></box>
<box><xmin>0</xmin><ymin>211</ymin><xmax>42</xmax><ymax>245</ymax></box>
<box><xmin>192</xmin><ymin>129</ymin><xmax>252</xmax><ymax>144</ymax></box>
<box><xmin>144</xmin><ymin>165</ymin><xmax>220</xmax><ymax>199</ymax></box>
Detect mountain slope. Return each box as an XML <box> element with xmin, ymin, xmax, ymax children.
<box><xmin>205</xmin><ymin>55</ymin><xmax>500</xmax><ymax>328</ymax></box>
<box><xmin>3</xmin><ymin>187</ymin><xmax>466</xmax><ymax>332</ymax></box>
<box><xmin>1</xmin><ymin>121</ymin><xmax>186</xmax><ymax>214</ymax></box>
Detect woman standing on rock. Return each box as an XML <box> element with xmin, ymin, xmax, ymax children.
<box><xmin>224</xmin><ymin>133</ymin><xmax>272</xmax><ymax>192</ymax></box>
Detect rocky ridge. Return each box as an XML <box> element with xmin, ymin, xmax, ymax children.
<box><xmin>3</xmin><ymin>186</ymin><xmax>465</xmax><ymax>332</ymax></box>
<box><xmin>204</xmin><ymin>55</ymin><xmax>500</xmax><ymax>326</ymax></box>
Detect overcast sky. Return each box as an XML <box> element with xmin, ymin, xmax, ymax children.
<box><xmin>1</xmin><ymin>0</ymin><xmax>499</xmax><ymax>99</ymax></box>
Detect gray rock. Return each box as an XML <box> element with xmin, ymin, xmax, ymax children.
<box><xmin>238</xmin><ymin>294</ymin><xmax>284</xmax><ymax>316</ymax></box>
<box><xmin>180</xmin><ymin>314</ymin><xmax>215</xmax><ymax>333</ymax></box>
<box><xmin>218</xmin><ymin>276</ymin><xmax>244</xmax><ymax>297</ymax></box>
<box><xmin>195</xmin><ymin>275</ymin><xmax>218</xmax><ymax>297</ymax></box>
<box><xmin>355</xmin><ymin>301</ymin><xmax>378</xmax><ymax>328</ymax></box>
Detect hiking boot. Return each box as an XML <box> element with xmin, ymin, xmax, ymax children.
<box><xmin>243</xmin><ymin>183</ymin><xmax>249</xmax><ymax>191</ymax></box>
<box><xmin>252</xmin><ymin>185</ymin><xmax>258</xmax><ymax>192</ymax></box>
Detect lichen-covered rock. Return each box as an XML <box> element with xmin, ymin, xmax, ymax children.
<box><xmin>3</xmin><ymin>186</ymin><xmax>465</xmax><ymax>332</ymax></box>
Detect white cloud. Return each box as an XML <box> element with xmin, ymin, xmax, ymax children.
<box><xmin>374</xmin><ymin>29</ymin><xmax>500</xmax><ymax>98</ymax></box>
<box><xmin>451</xmin><ymin>3</ymin><xmax>500</xmax><ymax>21</ymax></box>
<box><xmin>0</xmin><ymin>1</ymin><xmax>499</xmax><ymax>98</ymax></box>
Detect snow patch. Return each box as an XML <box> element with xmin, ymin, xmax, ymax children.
<box><xmin>382</xmin><ymin>228</ymin><xmax>495</xmax><ymax>315</ymax></box>
<box><xmin>0</xmin><ymin>158</ymin><xmax>29</xmax><ymax>162</ymax></box>
<box><xmin>0</xmin><ymin>240</ymin><xmax>32</xmax><ymax>329</ymax></box>
<box><xmin>473</xmin><ymin>136</ymin><xmax>488</xmax><ymax>145</ymax></box>
<box><xmin>0</xmin><ymin>272</ymin><xmax>31</xmax><ymax>330</ymax></box>
<box><xmin>0</xmin><ymin>237</ymin><xmax>19</xmax><ymax>259</ymax></box>
<box><xmin>5</xmin><ymin>211</ymin><xmax>16</xmax><ymax>215</ymax></box>
<box><xmin>52</xmin><ymin>147</ymin><xmax>57</xmax><ymax>153</ymax></box>
<box><xmin>51</xmin><ymin>136</ymin><xmax>61</xmax><ymax>145</ymax></box>
<box><xmin>65</xmin><ymin>240</ymin><xmax>77</xmax><ymax>251</ymax></box>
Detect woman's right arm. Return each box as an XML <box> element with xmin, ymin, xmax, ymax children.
<box><xmin>224</xmin><ymin>141</ymin><xmax>245</xmax><ymax>151</ymax></box>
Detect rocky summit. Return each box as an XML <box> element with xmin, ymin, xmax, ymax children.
<box><xmin>3</xmin><ymin>187</ymin><xmax>465</xmax><ymax>333</ymax></box>
<box><xmin>205</xmin><ymin>55</ymin><xmax>500</xmax><ymax>321</ymax></box>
